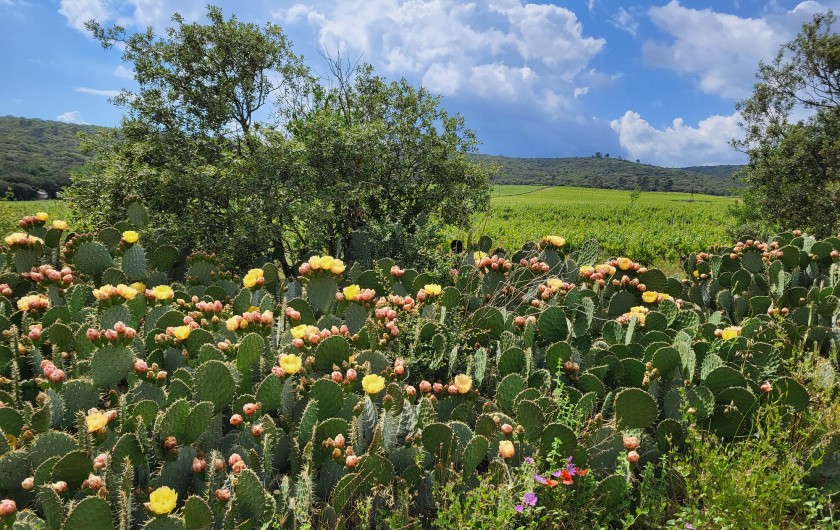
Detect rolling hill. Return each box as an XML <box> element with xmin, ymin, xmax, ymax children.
<box><xmin>473</xmin><ymin>154</ymin><xmax>744</xmax><ymax>195</ymax></box>
<box><xmin>0</xmin><ymin>116</ymin><xmax>745</xmax><ymax>199</ymax></box>
<box><xmin>0</xmin><ymin>116</ymin><xmax>102</xmax><ymax>199</ymax></box>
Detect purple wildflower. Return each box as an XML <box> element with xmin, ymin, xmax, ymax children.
<box><xmin>534</xmin><ymin>474</ymin><xmax>546</xmax><ymax>484</ymax></box>
<box><xmin>685</xmin><ymin>525</ymin><xmax>695</xmax><ymax>530</ymax></box>
<box><xmin>524</xmin><ymin>456</ymin><xmax>533</xmax><ymax>464</ymax></box>
<box><xmin>523</xmin><ymin>492</ymin><xmax>538</xmax><ymax>507</ymax></box>
<box><xmin>552</xmin><ymin>469</ymin><xmax>563</xmax><ymax>478</ymax></box>
<box><xmin>515</xmin><ymin>504</ymin><xmax>524</xmax><ymax>513</ymax></box>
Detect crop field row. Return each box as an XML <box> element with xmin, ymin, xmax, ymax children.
<box><xmin>448</xmin><ymin>186</ymin><xmax>739</xmax><ymax>267</ymax></box>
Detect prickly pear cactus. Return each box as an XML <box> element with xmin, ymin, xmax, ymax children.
<box><xmin>0</xmin><ymin>211</ymin><xmax>836</xmax><ymax>528</ymax></box>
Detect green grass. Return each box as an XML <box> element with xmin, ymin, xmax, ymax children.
<box><xmin>0</xmin><ymin>200</ymin><xmax>71</xmax><ymax>234</ymax></box>
<box><xmin>4</xmin><ymin>190</ymin><xmax>737</xmax><ymax>273</ymax></box>
<box><xmin>449</xmin><ymin>185</ymin><xmax>739</xmax><ymax>268</ymax></box>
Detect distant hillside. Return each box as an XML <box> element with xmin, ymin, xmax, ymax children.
<box><xmin>679</xmin><ymin>164</ymin><xmax>744</xmax><ymax>180</ymax></box>
<box><xmin>473</xmin><ymin>155</ymin><xmax>743</xmax><ymax>196</ymax></box>
<box><xmin>0</xmin><ymin>116</ymin><xmax>102</xmax><ymax>199</ymax></box>
<box><xmin>0</xmin><ymin>116</ymin><xmax>745</xmax><ymax>199</ymax></box>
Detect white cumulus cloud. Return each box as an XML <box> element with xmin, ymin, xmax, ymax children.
<box><xmin>56</xmin><ymin>111</ymin><xmax>88</xmax><ymax>124</ymax></box>
<box><xmin>643</xmin><ymin>1</ymin><xmax>780</xmax><ymax>100</ymax></box>
<box><xmin>75</xmin><ymin>87</ymin><xmax>120</xmax><ymax>97</ymax></box>
<box><xmin>59</xmin><ymin>0</ymin><xmax>113</xmax><ymax>32</ymax></box>
<box><xmin>59</xmin><ymin>0</ymin><xmax>206</xmax><ymax>34</ymax></box>
<box><xmin>642</xmin><ymin>1</ymin><xmax>840</xmax><ymax>100</ymax></box>
<box><xmin>610</xmin><ymin>110</ymin><xmax>746</xmax><ymax>166</ymax></box>
<box><xmin>274</xmin><ymin>0</ymin><xmax>608</xmax><ymax>116</ymax></box>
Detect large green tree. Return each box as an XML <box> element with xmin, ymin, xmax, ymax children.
<box><xmin>67</xmin><ymin>6</ymin><xmax>313</xmax><ymax>273</ymax></box>
<box><xmin>286</xmin><ymin>63</ymin><xmax>491</xmax><ymax>269</ymax></box>
<box><xmin>67</xmin><ymin>6</ymin><xmax>490</xmax><ymax>274</ymax></box>
<box><xmin>732</xmin><ymin>11</ymin><xmax>840</xmax><ymax>236</ymax></box>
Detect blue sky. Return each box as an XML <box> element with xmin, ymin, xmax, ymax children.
<box><xmin>1</xmin><ymin>0</ymin><xmax>838</xmax><ymax>166</ymax></box>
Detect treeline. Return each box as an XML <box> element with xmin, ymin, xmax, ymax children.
<box><xmin>0</xmin><ymin>116</ymin><xmax>101</xmax><ymax>199</ymax></box>
<box><xmin>474</xmin><ymin>154</ymin><xmax>743</xmax><ymax>195</ymax></box>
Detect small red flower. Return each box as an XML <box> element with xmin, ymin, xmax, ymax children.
<box><xmin>577</xmin><ymin>468</ymin><xmax>589</xmax><ymax>477</ymax></box>
<box><xmin>544</xmin><ymin>478</ymin><xmax>558</xmax><ymax>487</ymax></box>
<box><xmin>560</xmin><ymin>469</ymin><xmax>574</xmax><ymax>485</ymax></box>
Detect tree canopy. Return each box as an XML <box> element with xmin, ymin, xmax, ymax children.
<box><xmin>732</xmin><ymin>11</ymin><xmax>840</xmax><ymax>236</ymax></box>
<box><xmin>66</xmin><ymin>5</ymin><xmax>491</xmax><ymax>274</ymax></box>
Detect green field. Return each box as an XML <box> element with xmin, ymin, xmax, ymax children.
<box><xmin>4</xmin><ymin>190</ymin><xmax>737</xmax><ymax>269</ymax></box>
<box><xmin>0</xmin><ymin>200</ymin><xmax>70</xmax><ymax>234</ymax></box>
<box><xmin>451</xmin><ymin>185</ymin><xmax>738</xmax><ymax>266</ymax></box>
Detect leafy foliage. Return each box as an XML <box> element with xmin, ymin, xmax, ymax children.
<box><xmin>733</xmin><ymin>11</ymin><xmax>840</xmax><ymax>237</ymax></box>
<box><xmin>65</xmin><ymin>6</ymin><xmax>491</xmax><ymax>275</ymax></box>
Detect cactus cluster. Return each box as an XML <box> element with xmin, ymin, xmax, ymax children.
<box><xmin>0</xmin><ymin>208</ymin><xmax>836</xmax><ymax>528</ymax></box>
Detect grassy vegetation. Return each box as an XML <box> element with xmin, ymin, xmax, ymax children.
<box><xmin>7</xmin><ymin>188</ymin><xmax>737</xmax><ymax>273</ymax></box>
<box><xmin>450</xmin><ymin>186</ymin><xmax>738</xmax><ymax>268</ymax></box>
<box><xmin>0</xmin><ymin>200</ymin><xmax>70</xmax><ymax>233</ymax></box>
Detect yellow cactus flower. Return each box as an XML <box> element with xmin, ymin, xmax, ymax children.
<box><xmin>116</xmin><ymin>284</ymin><xmax>139</xmax><ymax>300</ymax></box>
<box><xmin>499</xmin><ymin>440</ymin><xmax>515</xmax><ymax>459</ymax></box>
<box><xmin>629</xmin><ymin>306</ymin><xmax>649</xmax><ymax>314</ymax></box>
<box><xmin>148</xmin><ymin>486</ymin><xmax>177</xmax><ymax>515</ymax></box>
<box><xmin>131</xmin><ymin>282</ymin><xmax>146</xmax><ymax>293</ymax></box>
<box><xmin>546</xmin><ymin>278</ymin><xmax>564</xmax><ymax>289</ymax></box>
<box><xmin>579</xmin><ymin>265</ymin><xmax>595</xmax><ymax>275</ymax></box>
<box><xmin>279</xmin><ymin>354</ymin><xmax>302</xmax><ymax>375</ymax></box>
<box><xmin>330</xmin><ymin>259</ymin><xmax>346</xmax><ymax>275</ymax></box>
<box><xmin>721</xmin><ymin>326</ymin><xmax>742</xmax><ymax>340</ymax></box>
<box><xmin>171</xmin><ymin>326</ymin><xmax>191</xmax><ymax>341</ymax></box>
<box><xmin>454</xmin><ymin>374</ymin><xmax>472</xmax><ymax>394</ymax></box>
<box><xmin>595</xmin><ymin>264</ymin><xmax>616</xmax><ymax>276</ymax></box>
<box><xmin>225</xmin><ymin>317</ymin><xmax>239</xmax><ymax>332</ymax></box>
<box><xmin>16</xmin><ymin>294</ymin><xmax>49</xmax><ymax>312</ymax></box>
<box><xmin>541</xmin><ymin>235</ymin><xmax>565</xmax><ymax>247</ymax></box>
<box><xmin>243</xmin><ymin>268</ymin><xmax>264</xmax><ymax>288</ymax></box>
<box><xmin>423</xmin><ymin>284</ymin><xmax>443</xmax><ymax>296</ymax></box>
<box><xmin>361</xmin><ymin>374</ymin><xmax>386</xmax><ymax>395</ymax></box>
<box><xmin>36</xmin><ymin>212</ymin><xmax>49</xmax><ymax>221</ymax></box>
<box><xmin>92</xmin><ymin>285</ymin><xmax>113</xmax><ymax>301</ymax></box>
<box><xmin>5</xmin><ymin>232</ymin><xmax>42</xmax><ymax>247</ymax></box>
<box><xmin>617</xmin><ymin>257</ymin><xmax>633</xmax><ymax>270</ymax></box>
<box><xmin>290</xmin><ymin>324</ymin><xmax>308</xmax><ymax>340</ymax></box>
<box><xmin>319</xmin><ymin>256</ymin><xmax>335</xmax><ymax>270</ymax></box>
<box><xmin>121</xmin><ymin>231</ymin><xmax>139</xmax><ymax>244</ymax></box>
<box><xmin>693</xmin><ymin>270</ymin><xmax>700</xmax><ymax>278</ymax></box>
<box><xmin>86</xmin><ymin>411</ymin><xmax>108</xmax><ymax>433</ymax></box>
<box><xmin>308</xmin><ymin>255</ymin><xmax>323</xmax><ymax>270</ymax></box>
<box><xmin>343</xmin><ymin>284</ymin><xmax>361</xmax><ymax>301</ymax></box>
<box><xmin>641</xmin><ymin>291</ymin><xmax>658</xmax><ymax>304</ymax></box>
<box><xmin>473</xmin><ymin>251</ymin><xmax>487</xmax><ymax>262</ymax></box>
<box><xmin>52</xmin><ymin>220</ymin><xmax>68</xmax><ymax>231</ymax></box>
<box><xmin>152</xmin><ymin>285</ymin><xmax>174</xmax><ymax>300</ymax></box>
<box><xmin>5</xmin><ymin>233</ymin><xmax>25</xmax><ymax>246</ymax></box>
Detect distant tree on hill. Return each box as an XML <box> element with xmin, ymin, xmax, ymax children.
<box><xmin>664</xmin><ymin>177</ymin><xmax>674</xmax><ymax>193</ymax></box>
<box><xmin>732</xmin><ymin>11</ymin><xmax>840</xmax><ymax>236</ymax></box>
<box><xmin>594</xmin><ymin>152</ymin><xmax>602</xmax><ymax>158</ymax></box>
